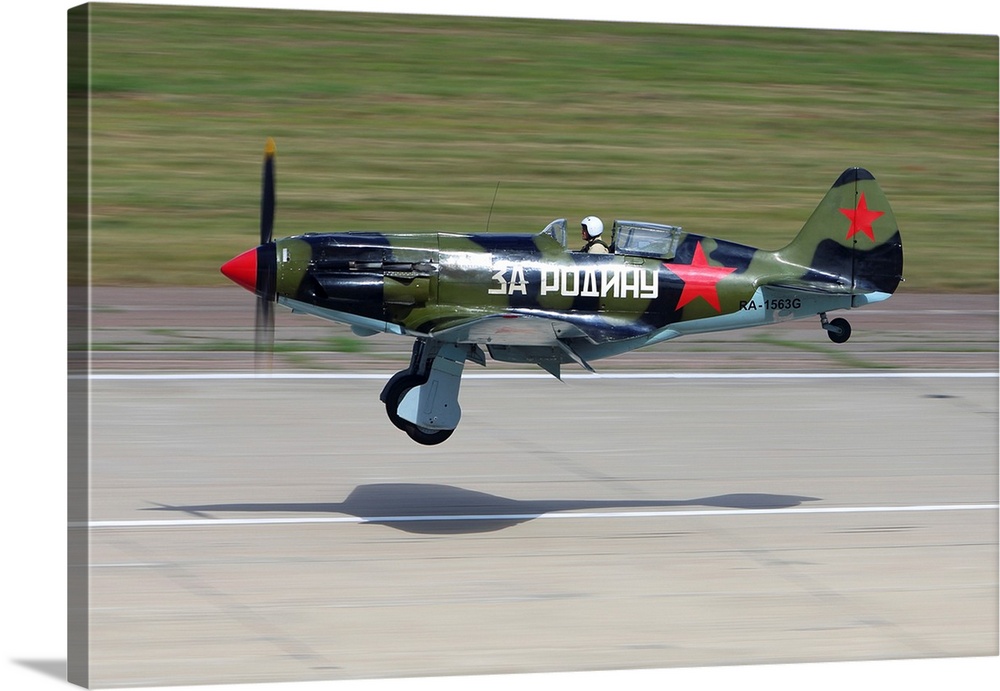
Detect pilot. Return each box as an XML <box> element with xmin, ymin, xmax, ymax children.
<box><xmin>580</xmin><ymin>216</ymin><xmax>609</xmax><ymax>253</ymax></box>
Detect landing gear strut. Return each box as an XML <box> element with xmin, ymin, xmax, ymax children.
<box><xmin>820</xmin><ymin>312</ymin><xmax>852</xmax><ymax>344</ymax></box>
<box><xmin>379</xmin><ymin>340</ymin><xmax>483</xmax><ymax>445</ymax></box>
<box><xmin>383</xmin><ymin>372</ymin><xmax>454</xmax><ymax>445</ymax></box>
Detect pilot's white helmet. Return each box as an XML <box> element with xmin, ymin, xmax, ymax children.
<box><xmin>581</xmin><ymin>216</ymin><xmax>604</xmax><ymax>238</ymax></box>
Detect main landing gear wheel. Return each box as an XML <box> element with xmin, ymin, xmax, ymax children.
<box><xmin>383</xmin><ymin>374</ymin><xmax>455</xmax><ymax>446</ymax></box>
<box><xmin>404</xmin><ymin>424</ymin><xmax>454</xmax><ymax>446</ymax></box>
<box><xmin>384</xmin><ymin>374</ymin><xmax>423</xmax><ymax>432</ymax></box>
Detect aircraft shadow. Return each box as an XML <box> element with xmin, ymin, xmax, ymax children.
<box><xmin>147</xmin><ymin>483</ymin><xmax>821</xmax><ymax>535</ymax></box>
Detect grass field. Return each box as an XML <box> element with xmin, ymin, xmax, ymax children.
<box><xmin>82</xmin><ymin>4</ymin><xmax>998</xmax><ymax>291</ymax></box>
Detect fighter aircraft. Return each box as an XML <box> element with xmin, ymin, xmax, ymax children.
<box><xmin>221</xmin><ymin>139</ymin><xmax>903</xmax><ymax>444</ymax></box>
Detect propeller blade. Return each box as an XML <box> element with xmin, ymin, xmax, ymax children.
<box><xmin>260</xmin><ymin>137</ymin><xmax>276</xmax><ymax>245</ymax></box>
<box><xmin>254</xmin><ymin>294</ymin><xmax>274</xmax><ymax>371</ymax></box>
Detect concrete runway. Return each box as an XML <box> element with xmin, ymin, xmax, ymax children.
<box><xmin>84</xmin><ymin>372</ymin><xmax>998</xmax><ymax>688</ymax></box>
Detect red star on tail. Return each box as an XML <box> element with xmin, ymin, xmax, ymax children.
<box><xmin>840</xmin><ymin>192</ymin><xmax>884</xmax><ymax>242</ymax></box>
<box><xmin>665</xmin><ymin>242</ymin><xmax>737</xmax><ymax>312</ymax></box>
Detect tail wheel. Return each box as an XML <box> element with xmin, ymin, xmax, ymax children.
<box><xmin>826</xmin><ymin>317</ymin><xmax>852</xmax><ymax>344</ymax></box>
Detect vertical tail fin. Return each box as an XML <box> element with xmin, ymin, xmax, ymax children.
<box><xmin>774</xmin><ymin>168</ymin><xmax>903</xmax><ymax>298</ymax></box>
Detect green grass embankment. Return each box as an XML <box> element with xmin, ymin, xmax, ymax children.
<box><xmin>85</xmin><ymin>6</ymin><xmax>998</xmax><ymax>292</ymax></box>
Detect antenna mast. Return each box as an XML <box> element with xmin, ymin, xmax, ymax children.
<box><xmin>486</xmin><ymin>181</ymin><xmax>501</xmax><ymax>232</ymax></box>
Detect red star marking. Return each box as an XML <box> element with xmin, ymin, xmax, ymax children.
<box><xmin>840</xmin><ymin>192</ymin><xmax>884</xmax><ymax>242</ymax></box>
<box><xmin>665</xmin><ymin>241</ymin><xmax>738</xmax><ymax>312</ymax></box>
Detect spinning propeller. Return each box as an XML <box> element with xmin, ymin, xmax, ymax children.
<box><xmin>220</xmin><ymin>138</ymin><xmax>279</xmax><ymax>370</ymax></box>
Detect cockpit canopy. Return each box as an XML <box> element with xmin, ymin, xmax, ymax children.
<box><xmin>540</xmin><ymin>218</ymin><xmax>569</xmax><ymax>247</ymax></box>
<box><xmin>611</xmin><ymin>220</ymin><xmax>683</xmax><ymax>259</ymax></box>
<box><xmin>539</xmin><ymin>218</ymin><xmax>683</xmax><ymax>259</ymax></box>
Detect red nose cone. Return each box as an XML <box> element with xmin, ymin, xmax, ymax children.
<box><xmin>221</xmin><ymin>248</ymin><xmax>258</xmax><ymax>293</ymax></box>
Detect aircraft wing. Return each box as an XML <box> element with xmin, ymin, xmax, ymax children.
<box><xmin>428</xmin><ymin>313</ymin><xmax>591</xmax><ymax>347</ymax></box>
<box><xmin>428</xmin><ymin>312</ymin><xmax>657</xmax><ymax>376</ymax></box>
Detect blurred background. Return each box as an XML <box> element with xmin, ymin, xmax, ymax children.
<box><xmin>83</xmin><ymin>4</ymin><xmax>997</xmax><ymax>292</ymax></box>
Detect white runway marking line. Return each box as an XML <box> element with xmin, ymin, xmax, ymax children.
<box><xmin>85</xmin><ymin>372</ymin><xmax>999</xmax><ymax>381</ymax></box>
<box><xmin>77</xmin><ymin>503</ymin><xmax>999</xmax><ymax>529</ymax></box>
